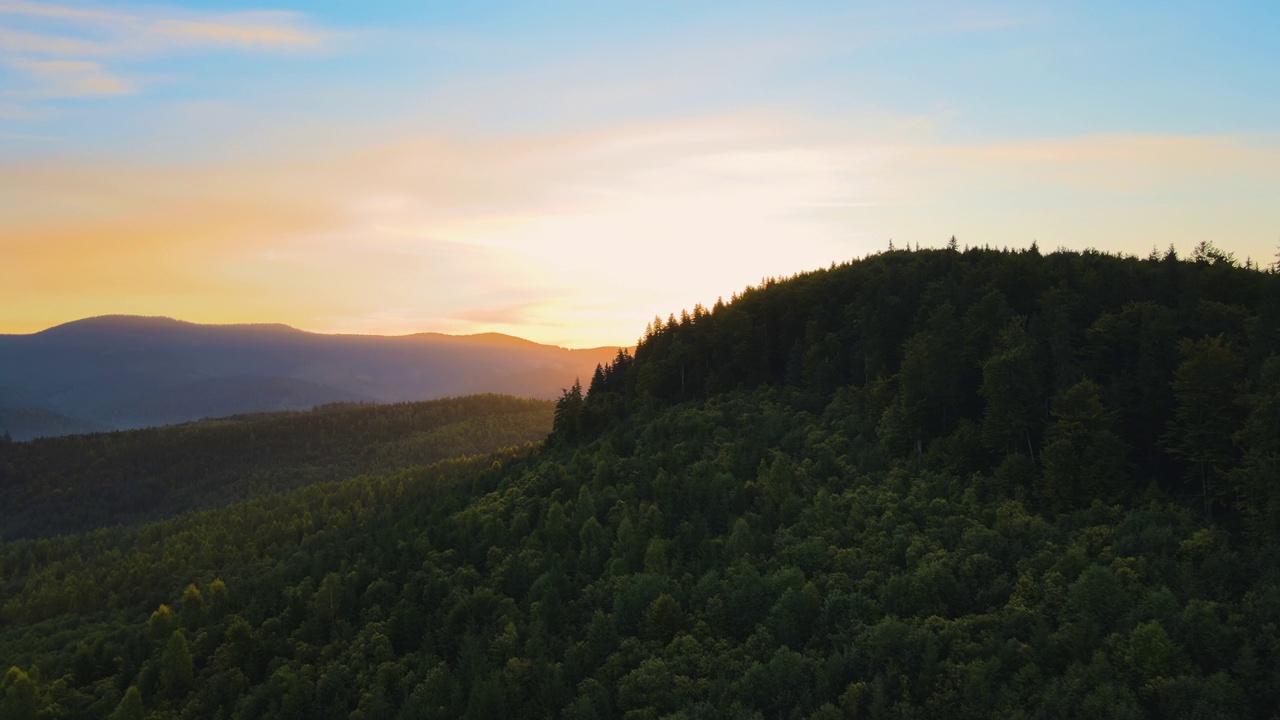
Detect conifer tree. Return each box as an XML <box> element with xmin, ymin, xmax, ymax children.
<box><xmin>160</xmin><ymin>629</ymin><xmax>194</xmax><ymax>700</ymax></box>
<box><xmin>1038</xmin><ymin>379</ymin><xmax>1130</xmax><ymax>511</ymax></box>
<box><xmin>1164</xmin><ymin>337</ymin><xmax>1245</xmax><ymax>520</ymax></box>
<box><xmin>108</xmin><ymin>686</ymin><xmax>145</xmax><ymax>720</ymax></box>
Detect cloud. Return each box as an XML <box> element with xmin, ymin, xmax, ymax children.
<box><xmin>0</xmin><ymin>27</ymin><xmax>105</xmax><ymax>55</ymax></box>
<box><xmin>0</xmin><ymin>0</ymin><xmax>115</xmax><ymax>22</ymax></box>
<box><xmin>0</xmin><ymin>101</ymin><xmax>40</xmax><ymax>119</ymax></box>
<box><xmin>0</xmin><ymin>1</ymin><xmax>322</xmax><ymax>102</ymax></box>
<box><xmin>0</xmin><ymin>2</ymin><xmax>321</xmax><ymax>50</ymax></box>
<box><xmin>884</xmin><ymin>133</ymin><xmax>1280</xmax><ymax>198</ymax></box>
<box><xmin>149</xmin><ymin>17</ymin><xmax>317</xmax><ymax>48</ymax></box>
<box><xmin>8</xmin><ymin>59</ymin><xmax>132</xmax><ymax>96</ymax></box>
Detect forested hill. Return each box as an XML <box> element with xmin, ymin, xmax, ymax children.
<box><xmin>4</xmin><ymin>245</ymin><xmax>1280</xmax><ymax>719</ymax></box>
<box><xmin>0</xmin><ymin>395</ymin><xmax>553</xmax><ymax>540</ymax></box>
<box><xmin>560</xmin><ymin>243</ymin><xmax>1280</xmax><ymax>535</ymax></box>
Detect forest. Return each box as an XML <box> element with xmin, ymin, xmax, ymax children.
<box><xmin>0</xmin><ymin>394</ymin><xmax>554</xmax><ymax>539</ymax></box>
<box><xmin>2</xmin><ymin>244</ymin><xmax>1279</xmax><ymax>719</ymax></box>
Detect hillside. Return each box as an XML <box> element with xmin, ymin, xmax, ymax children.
<box><xmin>0</xmin><ymin>316</ymin><xmax>620</xmax><ymax>440</ymax></box>
<box><xmin>2</xmin><ymin>246</ymin><xmax>1279</xmax><ymax>719</ymax></box>
<box><xmin>0</xmin><ymin>394</ymin><xmax>555</xmax><ymax>540</ymax></box>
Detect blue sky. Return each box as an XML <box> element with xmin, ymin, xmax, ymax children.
<box><xmin>2</xmin><ymin>1</ymin><xmax>1279</xmax><ymax>345</ymax></box>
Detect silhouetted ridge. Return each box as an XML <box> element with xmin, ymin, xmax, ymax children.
<box><xmin>31</xmin><ymin>315</ymin><xmax>300</xmax><ymax>337</ymax></box>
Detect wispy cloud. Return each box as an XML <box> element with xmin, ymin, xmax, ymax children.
<box><xmin>0</xmin><ymin>1</ymin><xmax>322</xmax><ymax>103</ymax></box>
<box><xmin>0</xmin><ymin>0</ymin><xmax>115</xmax><ymax>21</ymax></box>
<box><xmin>8</xmin><ymin>59</ymin><xmax>131</xmax><ymax>96</ymax></box>
<box><xmin>886</xmin><ymin>133</ymin><xmax>1280</xmax><ymax>196</ymax></box>
<box><xmin>148</xmin><ymin>16</ymin><xmax>317</xmax><ymax>48</ymax></box>
<box><xmin>0</xmin><ymin>27</ymin><xmax>104</xmax><ymax>55</ymax></box>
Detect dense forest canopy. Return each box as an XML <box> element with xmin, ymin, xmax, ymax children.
<box><xmin>0</xmin><ymin>394</ymin><xmax>554</xmax><ymax>540</ymax></box>
<box><xmin>560</xmin><ymin>242</ymin><xmax>1280</xmax><ymax>536</ymax></box>
<box><xmin>3</xmin><ymin>245</ymin><xmax>1280</xmax><ymax>719</ymax></box>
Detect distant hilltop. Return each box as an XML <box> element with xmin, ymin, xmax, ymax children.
<box><xmin>0</xmin><ymin>315</ymin><xmax>624</xmax><ymax>440</ymax></box>
<box><xmin>20</xmin><ymin>315</ymin><xmax>568</xmax><ymax>348</ymax></box>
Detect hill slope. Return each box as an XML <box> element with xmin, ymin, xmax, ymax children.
<box><xmin>2</xmin><ymin>246</ymin><xmax>1279</xmax><ymax>719</ymax></box>
<box><xmin>0</xmin><ymin>394</ymin><xmax>553</xmax><ymax>539</ymax></box>
<box><xmin>0</xmin><ymin>316</ymin><xmax>620</xmax><ymax>439</ymax></box>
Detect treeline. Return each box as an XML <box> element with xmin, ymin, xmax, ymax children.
<box><xmin>0</xmin><ymin>394</ymin><xmax>553</xmax><ymax>539</ymax></box>
<box><xmin>558</xmin><ymin>243</ymin><xmax>1280</xmax><ymax>540</ymax></box>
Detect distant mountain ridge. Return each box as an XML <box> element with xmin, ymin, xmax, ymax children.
<box><xmin>0</xmin><ymin>315</ymin><xmax>622</xmax><ymax>439</ymax></box>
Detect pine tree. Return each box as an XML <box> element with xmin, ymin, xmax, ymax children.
<box><xmin>108</xmin><ymin>686</ymin><xmax>145</xmax><ymax>720</ymax></box>
<box><xmin>159</xmin><ymin>629</ymin><xmax>194</xmax><ymax>700</ymax></box>
<box><xmin>979</xmin><ymin>317</ymin><xmax>1044</xmax><ymax>461</ymax></box>
<box><xmin>1038</xmin><ymin>379</ymin><xmax>1130</xmax><ymax>511</ymax></box>
<box><xmin>551</xmin><ymin>378</ymin><xmax>585</xmax><ymax>445</ymax></box>
<box><xmin>1164</xmin><ymin>336</ymin><xmax>1245</xmax><ymax>520</ymax></box>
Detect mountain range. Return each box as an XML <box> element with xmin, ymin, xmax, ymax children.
<box><xmin>0</xmin><ymin>315</ymin><xmax>621</xmax><ymax>439</ymax></box>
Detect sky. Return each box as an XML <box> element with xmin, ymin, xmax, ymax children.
<box><xmin>2</xmin><ymin>1</ymin><xmax>1278</xmax><ymax>347</ymax></box>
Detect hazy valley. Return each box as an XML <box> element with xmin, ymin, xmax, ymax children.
<box><xmin>0</xmin><ymin>316</ymin><xmax>618</xmax><ymax>441</ymax></box>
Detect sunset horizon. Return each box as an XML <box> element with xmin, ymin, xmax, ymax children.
<box><xmin>4</xmin><ymin>1</ymin><xmax>1279</xmax><ymax>347</ymax></box>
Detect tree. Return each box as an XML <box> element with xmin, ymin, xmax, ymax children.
<box><xmin>108</xmin><ymin>686</ymin><xmax>145</xmax><ymax>720</ymax></box>
<box><xmin>577</xmin><ymin>517</ymin><xmax>609</xmax><ymax>578</ymax></box>
<box><xmin>148</xmin><ymin>603</ymin><xmax>174</xmax><ymax>639</ymax></box>
<box><xmin>160</xmin><ymin>629</ymin><xmax>194</xmax><ymax>700</ymax></box>
<box><xmin>617</xmin><ymin>658</ymin><xmax>680</xmax><ymax>717</ymax></box>
<box><xmin>1122</xmin><ymin>621</ymin><xmax>1187</xmax><ymax>683</ymax></box>
<box><xmin>880</xmin><ymin>303</ymin><xmax>966</xmax><ymax>455</ymax></box>
<box><xmin>641</xmin><ymin>593</ymin><xmax>686</xmax><ymax>643</ymax></box>
<box><xmin>1</xmin><ymin>666</ymin><xmax>37</xmax><ymax>720</ymax></box>
<box><xmin>1163</xmin><ymin>337</ymin><xmax>1245</xmax><ymax>520</ymax></box>
<box><xmin>551</xmin><ymin>379</ymin><xmax>585</xmax><ymax>445</ymax></box>
<box><xmin>207</xmin><ymin>577</ymin><xmax>228</xmax><ymax>613</ymax></box>
<box><xmin>643</xmin><ymin>538</ymin><xmax>669</xmax><ymax>575</ymax></box>
<box><xmin>462</xmin><ymin>674</ymin><xmax>506</xmax><ymax>720</ymax></box>
<box><xmin>1038</xmin><ymin>379</ymin><xmax>1130</xmax><ymax>511</ymax></box>
<box><xmin>181</xmin><ymin>582</ymin><xmax>202</xmax><ymax>628</ymax></box>
<box><xmin>1190</xmin><ymin>240</ymin><xmax>1236</xmax><ymax>266</ymax></box>
<box><xmin>980</xmin><ymin>317</ymin><xmax>1044</xmax><ymax>461</ymax></box>
<box><xmin>1232</xmin><ymin>355</ymin><xmax>1280</xmax><ymax>539</ymax></box>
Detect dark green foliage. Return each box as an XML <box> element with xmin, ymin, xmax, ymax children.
<box><xmin>0</xmin><ymin>394</ymin><xmax>553</xmax><ymax>539</ymax></box>
<box><xmin>566</xmin><ymin>246</ymin><xmax>1280</xmax><ymax>525</ymax></box>
<box><xmin>1</xmin><ymin>666</ymin><xmax>38</xmax><ymax>720</ymax></box>
<box><xmin>107</xmin><ymin>686</ymin><xmax>144</xmax><ymax>720</ymax></box>
<box><xmin>1232</xmin><ymin>356</ymin><xmax>1280</xmax><ymax>539</ymax></box>
<box><xmin>1164</xmin><ymin>338</ymin><xmax>1246</xmax><ymax>520</ymax></box>
<box><xmin>1039</xmin><ymin>379</ymin><xmax>1130</xmax><ymax>511</ymax></box>
<box><xmin>3</xmin><ymin>248</ymin><xmax>1280</xmax><ymax>719</ymax></box>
